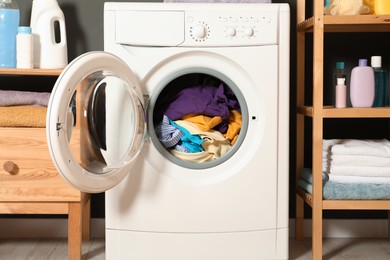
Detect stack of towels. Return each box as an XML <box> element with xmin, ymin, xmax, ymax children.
<box><xmin>297</xmin><ymin>139</ymin><xmax>390</xmax><ymax>200</ymax></box>
<box><xmin>323</xmin><ymin>139</ymin><xmax>390</xmax><ymax>184</ymax></box>
<box><xmin>0</xmin><ymin>90</ymin><xmax>50</xmax><ymax>127</ymax></box>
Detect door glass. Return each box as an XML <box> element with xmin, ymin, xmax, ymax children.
<box><xmin>67</xmin><ymin>70</ymin><xmax>145</xmax><ymax>175</ymax></box>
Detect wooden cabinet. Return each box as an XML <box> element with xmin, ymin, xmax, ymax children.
<box><xmin>295</xmin><ymin>0</ymin><xmax>390</xmax><ymax>259</ymax></box>
<box><xmin>0</xmin><ymin>68</ymin><xmax>90</xmax><ymax>260</ymax></box>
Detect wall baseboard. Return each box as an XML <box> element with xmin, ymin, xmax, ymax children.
<box><xmin>0</xmin><ymin>218</ymin><xmax>388</xmax><ymax>238</ymax></box>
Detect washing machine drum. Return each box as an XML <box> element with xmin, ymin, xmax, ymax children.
<box><xmin>151</xmin><ymin>73</ymin><xmax>243</xmax><ymax>165</ymax></box>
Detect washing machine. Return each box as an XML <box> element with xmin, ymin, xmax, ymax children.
<box><xmin>46</xmin><ymin>2</ymin><xmax>290</xmax><ymax>259</ymax></box>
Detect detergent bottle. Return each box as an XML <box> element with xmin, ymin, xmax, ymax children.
<box><xmin>350</xmin><ymin>59</ymin><xmax>375</xmax><ymax>108</ymax></box>
<box><xmin>0</xmin><ymin>0</ymin><xmax>20</xmax><ymax>68</ymax></box>
<box><xmin>375</xmin><ymin>0</ymin><xmax>390</xmax><ymax>15</ymax></box>
<box><xmin>30</xmin><ymin>0</ymin><xmax>68</xmax><ymax>69</ymax></box>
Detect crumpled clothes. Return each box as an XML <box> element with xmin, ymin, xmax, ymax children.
<box><xmin>223</xmin><ymin>110</ymin><xmax>242</xmax><ymax>145</ymax></box>
<box><xmin>156</xmin><ymin>83</ymin><xmax>240</xmax><ymax>133</ymax></box>
<box><xmin>175</xmin><ymin>120</ymin><xmax>231</xmax><ymax>159</ymax></box>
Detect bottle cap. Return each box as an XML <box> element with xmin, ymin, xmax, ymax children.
<box><xmin>371</xmin><ymin>56</ymin><xmax>382</xmax><ymax>68</ymax></box>
<box><xmin>337</xmin><ymin>78</ymin><xmax>345</xmax><ymax>85</ymax></box>
<box><xmin>18</xmin><ymin>26</ymin><xmax>32</xmax><ymax>34</ymax></box>
<box><xmin>358</xmin><ymin>59</ymin><xmax>368</xmax><ymax>66</ymax></box>
<box><xmin>336</xmin><ymin>61</ymin><xmax>345</xmax><ymax>70</ymax></box>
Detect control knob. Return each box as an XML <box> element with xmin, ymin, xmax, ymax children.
<box><xmin>193</xmin><ymin>24</ymin><xmax>208</xmax><ymax>39</ymax></box>
<box><xmin>244</xmin><ymin>27</ymin><xmax>255</xmax><ymax>37</ymax></box>
<box><xmin>226</xmin><ymin>27</ymin><xmax>237</xmax><ymax>37</ymax></box>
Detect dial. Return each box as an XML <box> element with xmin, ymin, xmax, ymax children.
<box><xmin>244</xmin><ymin>27</ymin><xmax>255</xmax><ymax>37</ymax></box>
<box><xmin>193</xmin><ymin>24</ymin><xmax>208</xmax><ymax>39</ymax></box>
<box><xmin>226</xmin><ymin>27</ymin><xmax>237</xmax><ymax>37</ymax></box>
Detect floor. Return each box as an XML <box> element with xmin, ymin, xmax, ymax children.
<box><xmin>0</xmin><ymin>238</ymin><xmax>390</xmax><ymax>259</ymax></box>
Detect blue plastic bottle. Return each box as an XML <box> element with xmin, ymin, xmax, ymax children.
<box><xmin>0</xmin><ymin>0</ymin><xmax>20</xmax><ymax>68</ymax></box>
<box><xmin>371</xmin><ymin>56</ymin><xmax>389</xmax><ymax>107</ymax></box>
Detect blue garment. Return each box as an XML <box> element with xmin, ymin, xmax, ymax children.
<box><xmin>155</xmin><ymin>115</ymin><xmax>184</xmax><ymax>148</ymax></box>
<box><xmin>169</xmin><ymin>119</ymin><xmax>204</xmax><ymax>153</ymax></box>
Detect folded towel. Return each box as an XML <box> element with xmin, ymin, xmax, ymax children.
<box><xmin>164</xmin><ymin>0</ymin><xmax>271</xmax><ymax>3</ymax></box>
<box><xmin>323</xmin><ymin>154</ymin><xmax>390</xmax><ymax>167</ymax></box>
<box><xmin>297</xmin><ymin>178</ymin><xmax>390</xmax><ymax>200</ymax></box>
<box><xmin>329</xmin><ymin>174</ymin><xmax>390</xmax><ymax>184</ymax></box>
<box><xmin>0</xmin><ymin>106</ymin><xmax>47</xmax><ymax>127</ymax></box>
<box><xmin>329</xmin><ymin>165</ymin><xmax>390</xmax><ymax>177</ymax></box>
<box><xmin>323</xmin><ymin>139</ymin><xmax>390</xmax><ymax>158</ymax></box>
<box><xmin>0</xmin><ymin>90</ymin><xmax>51</xmax><ymax>107</ymax></box>
<box><xmin>300</xmin><ymin>167</ymin><xmax>329</xmax><ymax>184</ymax></box>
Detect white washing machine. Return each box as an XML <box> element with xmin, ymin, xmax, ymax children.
<box><xmin>46</xmin><ymin>2</ymin><xmax>290</xmax><ymax>259</ymax></box>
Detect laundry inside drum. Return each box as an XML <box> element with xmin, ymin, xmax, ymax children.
<box><xmin>153</xmin><ymin>73</ymin><xmax>244</xmax><ymax>165</ymax></box>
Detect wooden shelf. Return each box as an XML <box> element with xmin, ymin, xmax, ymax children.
<box><xmin>297</xmin><ymin>188</ymin><xmax>390</xmax><ymax>210</ymax></box>
<box><xmin>297</xmin><ymin>106</ymin><xmax>390</xmax><ymax>118</ymax></box>
<box><xmin>0</xmin><ymin>68</ymin><xmax>62</xmax><ymax>76</ymax></box>
<box><xmin>295</xmin><ymin>1</ymin><xmax>390</xmax><ymax>258</ymax></box>
<box><xmin>298</xmin><ymin>15</ymin><xmax>390</xmax><ymax>32</ymax></box>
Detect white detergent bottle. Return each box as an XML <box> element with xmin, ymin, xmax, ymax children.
<box><xmin>350</xmin><ymin>59</ymin><xmax>375</xmax><ymax>107</ymax></box>
<box><xmin>30</xmin><ymin>0</ymin><xmax>67</xmax><ymax>69</ymax></box>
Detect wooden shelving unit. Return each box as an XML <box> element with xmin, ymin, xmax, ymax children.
<box><xmin>0</xmin><ymin>68</ymin><xmax>90</xmax><ymax>260</ymax></box>
<box><xmin>295</xmin><ymin>0</ymin><xmax>390</xmax><ymax>259</ymax></box>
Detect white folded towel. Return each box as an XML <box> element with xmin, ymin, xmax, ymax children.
<box><xmin>329</xmin><ymin>174</ymin><xmax>390</xmax><ymax>184</ymax></box>
<box><xmin>329</xmin><ymin>165</ymin><xmax>390</xmax><ymax>177</ymax></box>
<box><xmin>323</xmin><ymin>155</ymin><xmax>390</xmax><ymax>167</ymax></box>
<box><xmin>323</xmin><ymin>139</ymin><xmax>390</xmax><ymax>158</ymax></box>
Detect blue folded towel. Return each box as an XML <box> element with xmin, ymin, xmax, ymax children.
<box><xmin>298</xmin><ymin>168</ymin><xmax>390</xmax><ymax>200</ymax></box>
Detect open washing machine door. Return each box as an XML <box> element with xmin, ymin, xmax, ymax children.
<box><xmin>47</xmin><ymin>52</ymin><xmax>146</xmax><ymax>193</ymax></box>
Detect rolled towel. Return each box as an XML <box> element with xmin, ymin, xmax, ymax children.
<box><xmin>0</xmin><ymin>90</ymin><xmax>51</xmax><ymax>107</ymax></box>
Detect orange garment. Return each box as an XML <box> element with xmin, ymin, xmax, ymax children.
<box><xmin>224</xmin><ymin>110</ymin><xmax>242</xmax><ymax>145</ymax></box>
<box><xmin>182</xmin><ymin>114</ymin><xmax>223</xmax><ymax>131</ymax></box>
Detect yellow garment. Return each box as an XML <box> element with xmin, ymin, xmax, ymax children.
<box><xmin>0</xmin><ymin>106</ymin><xmax>46</xmax><ymax>127</ymax></box>
<box><xmin>224</xmin><ymin>110</ymin><xmax>242</xmax><ymax>145</ymax></box>
<box><xmin>182</xmin><ymin>114</ymin><xmax>222</xmax><ymax>131</ymax></box>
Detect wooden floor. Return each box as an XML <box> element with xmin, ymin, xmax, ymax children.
<box><xmin>0</xmin><ymin>238</ymin><xmax>390</xmax><ymax>259</ymax></box>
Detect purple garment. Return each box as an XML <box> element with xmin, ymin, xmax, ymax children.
<box><xmin>162</xmin><ymin>84</ymin><xmax>240</xmax><ymax>133</ymax></box>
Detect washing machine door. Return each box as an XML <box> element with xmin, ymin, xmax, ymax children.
<box><xmin>47</xmin><ymin>51</ymin><xmax>146</xmax><ymax>193</ymax></box>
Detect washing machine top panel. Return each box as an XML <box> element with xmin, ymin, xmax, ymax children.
<box><xmin>47</xmin><ymin>51</ymin><xmax>146</xmax><ymax>193</ymax></box>
<box><xmin>108</xmin><ymin>2</ymin><xmax>288</xmax><ymax>47</ymax></box>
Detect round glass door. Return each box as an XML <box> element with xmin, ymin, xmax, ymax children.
<box><xmin>47</xmin><ymin>52</ymin><xmax>146</xmax><ymax>193</ymax></box>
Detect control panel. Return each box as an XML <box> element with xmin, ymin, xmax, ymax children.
<box><xmin>183</xmin><ymin>9</ymin><xmax>278</xmax><ymax>47</ymax></box>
